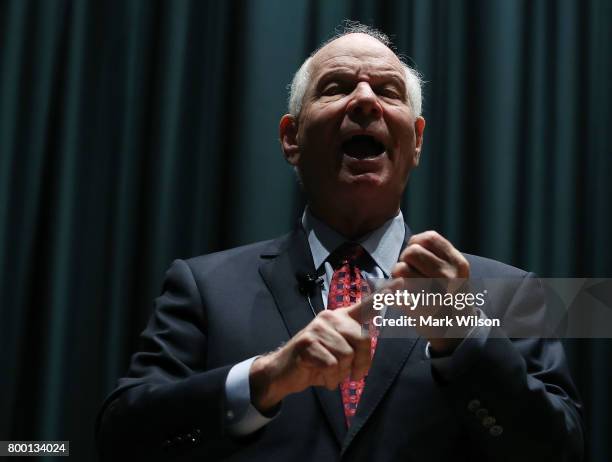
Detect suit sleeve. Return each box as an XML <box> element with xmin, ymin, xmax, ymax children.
<box><xmin>436</xmin><ymin>273</ymin><xmax>585</xmax><ymax>461</ymax></box>
<box><xmin>95</xmin><ymin>259</ymin><xmax>238</xmax><ymax>459</ymax></box>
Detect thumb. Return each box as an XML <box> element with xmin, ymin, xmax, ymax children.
<box><xmin>342</xmin><ymin>297</ymin><xmax>370</xmax><ymax>323</ymax></box>
<box><xmin>343</xmin><ymin>279</ymin><xmax>404</xmax><ymax>323</ymax></box>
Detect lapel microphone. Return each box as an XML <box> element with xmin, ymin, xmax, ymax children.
<box><xmin>295</xmin><ymin>271</ymin><xmax>324</xmax><ymax>317</ymax></box>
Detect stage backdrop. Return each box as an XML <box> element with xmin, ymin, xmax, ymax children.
<box><xmin>0</xmin><ymin>0</ymin><xmax>610</xmax><ymax>460</ymax></box>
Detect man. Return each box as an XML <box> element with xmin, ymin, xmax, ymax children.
<box><xmin>96</xmin><ymin>23</ymin><xmax>584</xmax><ymax>461</ymax></box>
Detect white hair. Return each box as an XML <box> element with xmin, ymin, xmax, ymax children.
<box><xmin>288</xmin><ymin>22</ymin><xmax>423</xmax><ymax>119</ymax></box>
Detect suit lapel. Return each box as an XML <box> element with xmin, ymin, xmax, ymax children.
<box><xmin>259</xmin><ymin>228</ymin><xmax>347</xmax><ymax>445</ymax></box>
<box><xmin>341</xmin><ymin>312</ymin><xmax>420</xmax><ymax>454</ymax></box>
<box><xmin>259</xmin><ymin>229</ymin><xmax>317</xmax><ymax>337</ymax></box>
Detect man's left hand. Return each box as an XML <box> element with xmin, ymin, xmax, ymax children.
<box><xmin>391</xmin><ymin>230</ymin><xmax>472</xmax><ymax>355</ymax></box>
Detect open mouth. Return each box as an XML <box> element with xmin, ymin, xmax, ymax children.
<box><xmin>341</xmin><ymin>135</ymin><xmax>386</xmax><ymax>159</ymax></box>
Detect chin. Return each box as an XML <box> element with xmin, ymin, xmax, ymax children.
<box><xmin>342</xmin><ymin>170</ymin><xmax>387</xmax><ymax>187</ymax></box>
<box><xmin>337</xmin><ymin>177</ymin><xmax>391</xmax><ymax>204</ymax></box>
<box><xmin>353</xmin><ymin>177</ymin><xmax>386</xmax><ymax>191</ymax></box>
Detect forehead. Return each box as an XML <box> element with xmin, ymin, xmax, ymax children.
<box><xmin>310</xmin><ymin>33</ymin><xmax>405</xmax><ymax>79</ymax></box>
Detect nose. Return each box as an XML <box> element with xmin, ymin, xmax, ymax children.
<box><xmin>347</xmin><ymin>82</ymin><xmax>383</xmax><ymax>121</ymax></box>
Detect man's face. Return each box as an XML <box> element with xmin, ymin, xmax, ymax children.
<box><xmin>282</xmin><ymin>33</ymin><xmax>425</xmax><ymax>221</ymax></box>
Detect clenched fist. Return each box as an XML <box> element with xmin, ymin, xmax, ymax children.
<box><xmin>250</xmin><ymin>301</ymin><xmax>372</xmax><ymax>413</ymax></box>
<box><xmin>391</xmin><ymin>230</ymin><xmax>472</xmax><ymax>355</ymax></box>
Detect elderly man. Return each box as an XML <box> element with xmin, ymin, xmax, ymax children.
<box><xmin>96</xmin><ymin>24</ymin><xmax>584</xmax><ymax>461</ymax></box>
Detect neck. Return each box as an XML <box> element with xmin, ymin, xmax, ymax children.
<box><xmin>308</xmin><ymin>203</ymin><xmax>400</xmax><ymax>240</ymax></box>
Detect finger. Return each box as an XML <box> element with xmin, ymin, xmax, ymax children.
<box><xmin>318</xmin><ymin>344</ymin><xmax>351</xmax><ymax>390</ymax></box>
<box><xmin>408</xmin><ymin>231</ymin><xmax>469</xmax><ymax>277</ymax></box>
<box><xmin>342</xmin><ymin>298</ymin><xmax>369</xmax><ymax>322</ymax></box>
<box><xmin>312</xmin><ymin>313</ymin><xmax>355</xmax><ymax>352</ymax></box>
<box><xmin>315</xmin><ymin>323</ymin><xmax>355</xmax><ymax>364</ymax></box>
<box><xmin>391</xmin><ymin>261</ymin><xmax>422</xmax><ymax>279</ymax></box>
<box><xmin>401</xmin><ymin>243</ymin><xmax>451</xmax><ymax>278</ymax></box>
<box><xmin>342</xmin><ymin>282</ymin><xmax>400</xmax><ymax>322</ymax></box>
<box><xmin>311</xmin><ymin>317</ymin><xmax>355</xmax><ymax>382</ymax></box>
<box><xmin>299</xmin><ymin>341</ymin><xmax>343</xmax><ymax>390</ymax></box>
<box><xmin>408</xmin><ymin>231</ymin><xmax>454</xmax><ymax>260</ymax></box>
<box><xmin>326</xmin><ymin>315</ymin><xmax>371</xmax><ymax>381</ymax></box>
<box><xmin>295</xmin><ymin>324</ymin><xmax>353</xmax><ymax>390</ymax></box>
<box><xmin>322</xmin><ymin>307</ymin><xmax>363</xmax><ymax>334</ymax></box>
<box><xmin>298</xmin><ymin>337</ymin><xmax>338</xmax><ymax>370</ymax></box>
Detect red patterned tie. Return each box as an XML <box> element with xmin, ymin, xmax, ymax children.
<box><xmin>327</xmin><ymin>243</ymin><xmax>378</xmax><ymax>426</ymax></box>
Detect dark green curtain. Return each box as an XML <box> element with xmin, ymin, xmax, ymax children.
<box><xmin>0</xmin><ymin>0</ymin><xmax>610</xmax><ymax>460</ymax></box>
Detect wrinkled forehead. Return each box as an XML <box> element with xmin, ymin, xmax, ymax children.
<box><xmin>310</xmin><ymin>33</ymin><xmax>405</xmax><ymax>80</ymax></box>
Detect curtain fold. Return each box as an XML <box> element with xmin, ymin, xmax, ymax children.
<box><xmin>0</xmin><ymin>0</ymin><xmax>610</xmax><ymax>459</ymax></box>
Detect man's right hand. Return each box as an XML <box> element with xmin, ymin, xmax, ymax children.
<box><xmin>249</xmin><ymin>301</ymin><xmax>372</xmax><ymax>413</ymax></box>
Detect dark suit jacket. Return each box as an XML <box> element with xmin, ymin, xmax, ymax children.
<box><xmin>96</xmin><ymin>226</ymin><xmax>584</xmax><ymax>461</ymax></box>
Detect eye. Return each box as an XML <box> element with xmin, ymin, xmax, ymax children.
<box><xmin>379</xmin><ymin>87</ymin><xmax>402</xmax><ymax>99</ymax></box>
<box><xmin>321</xmin><ymin>83</ymin><xmax>347</xmax><ymax>96</ymax></box>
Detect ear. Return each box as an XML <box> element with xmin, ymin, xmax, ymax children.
<box><xmin>279</xmin><ymin>114</ymin><xmax>300</xmax><ymax>166</ymax></box>
<box><xmin>413</xmin><ymin>116</ymin><xmax>426</xmax><ymax>166</ymax></box>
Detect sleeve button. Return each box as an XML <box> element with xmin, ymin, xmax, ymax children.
<box><xmin>226</xmin><ymin>410</ymin><xmax>235</xmax><ymax>420</ymax></box>
<box><xmin>489</xmin><ymin>425</ymin><xmax>503</xmax><ymax>437</ymax></box>
<box><xmin>475</xmin><ymin>408</ymin><xmax>489</xmax><ymax>419</ymax></box>
<box><xmin>467</xmin><ymin>400</ymin><xmax>481</xmax><ymax>412</ymax></box>
<box><xmin>482</xmin><ymin>416</ymin><xmax>496</xmax><ymax>428</ymax></box>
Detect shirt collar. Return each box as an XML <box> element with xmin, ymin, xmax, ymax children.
<box><xmin>301</xmin><ymin>207</ymin><xmax>406</xmax><ymax>277</ymax></box>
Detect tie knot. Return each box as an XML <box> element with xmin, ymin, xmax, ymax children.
<box><xmin>329</xmin><ymin>242</ymin><xmax>367</xmax><ymax>268</ymax></box>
